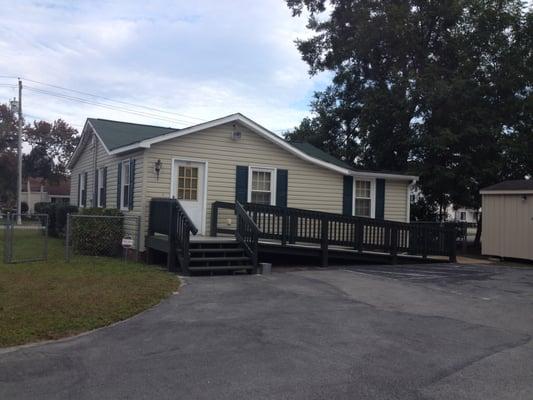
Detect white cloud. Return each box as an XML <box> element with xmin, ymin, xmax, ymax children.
<box><xmin>0</xmin><ymin>0</ymin><xmax>329</xmax><ymax>133</ymax></box>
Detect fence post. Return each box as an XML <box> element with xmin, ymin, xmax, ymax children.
<box><xmin>281</xmin><ymin>208</ymin><xmax>288</xmax><ymax>246</ymax></box>
<box><xmin>449</xmin><ymin>228</ymin><xmax>457</xmax><ymax>263</ymax></box>
<box><xmin>3</xmin><ymin>213</ymin><xmax>10</xmax><ymax>263</ymax></box>
<box><xmin>390</xmin><ymin>225</ymin><xmax>398</xmax><ymax>264</ymax></box>
<box><xmin>210</xmin><ymin>202</ymin><xmax>219</xmax><ymax>237</ymax></box>
<box><xmin>167</xmin><ymin>202</ymin><xmax>178</xmax><ymax>272</ymax></box>
<box><xmin>43</xmin><ymin>214</ymin><xmax>48</xmax><ymax>261</ymax></box>
<box><xmin>321</xmin><ymin>219</ymin><xmax>328</xmax><ymax>268</ymax></box>
<box><xmin>135</xmin><ymin>215</ymin><xmax>141</xmax><ymax>262</ymax></box>
<box><xmin>65</xmin><ymin>213</ymin><xmax>71</xmax><ymax>262</ymax></box>
<box><xmin>354</xmin><ymin>222</ymin><xmax>364</xmax><ymax>252</ymax></box>
<box><xmin>289</xmin><ymin>213</ymin><xmax>297</xmax><ymax>244</ymax></box>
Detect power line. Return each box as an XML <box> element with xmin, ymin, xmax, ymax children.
<box><xmin>24</xmin><ymin>85</ymin><xmax>197</xmax><ymax>126</ymax></box>
<box><xmin>20</xmin><ymin>77</ymin><xmax>206</xmax><ymax>123</ymax></box>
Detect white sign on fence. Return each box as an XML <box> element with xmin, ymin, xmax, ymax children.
<box><xmin>122</xmin><ymin>236</ymin><xmax>134</xmax><ymax>248</ymax></box>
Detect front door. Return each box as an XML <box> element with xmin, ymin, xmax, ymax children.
<box><xmin>172</xmin><ymin>160</ymin><xmax>206</xmax><ymax>235</ymax></box>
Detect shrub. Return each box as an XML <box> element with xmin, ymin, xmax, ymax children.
<box><xmin>34</xmin><ymin>202</ymin><xmax>78</xmax><ymax>237</ymax></box>
<box><xmin>72</xmin><ymin>208</ymin><xmax>124</xmax><ymax>257</ymax></box>
<box><xmin>21</xmin><ymin>202</ymin><xmax>29</xmax><ymax>214</ymax></box>
<box><xmin>55</xmin><ymin>204</ymin><xmax>78</xmax><ymax>237</ymax></box>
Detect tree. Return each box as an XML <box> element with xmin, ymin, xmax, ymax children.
<box><xmin>286</xmin><ymin>0</ymin><xmax>532</xmax><ymax>220</ymax></box>
<box><xmin>23</xmin><ymin>119</ymin><xmax>79</xmax><ymax>180</ymax></box>
<box><xmin>0</xmin><ymin>103</ymin><xmax>18</xmax><ymax>153</ymax></box>
<box><xmin>0</xmin><ymin>104</ymin><xmax>20</xmax><ymax>205</ymax></box>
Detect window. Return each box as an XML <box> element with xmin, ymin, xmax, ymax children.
<box><xmin>354</xmin><ymin>180</ymin><xmax>372</xmax><ymax>217</ymax></box>
<box><xmin>177</xmin><ymin>166</ymin><xmax>198</xmax><ymax>201</ymax></box>
<box><xmin>460</xmin><ymin>211</ymin><xmax>466</xmax><ymax>221</ymax></box>
<box><xmin>97</xmin><ymin>167</ymin><xmax>105</xmax><ymax>207</ymax></box>
<box><xmin>79</xmin><ymin>173</ymin><xmax>86</xmax><ymax>207</ymax></box>
<box><xmin>249</xmin><ymin>168</ymin><xmax>275</xmax><ymax>205</ymax></box>
<box><xmin>121</xmin><ymin>160</ymin><xmax>130</xmax><ymax>210</ymax></box>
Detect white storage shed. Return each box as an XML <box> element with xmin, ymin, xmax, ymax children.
<box><xmin>480</xmin><ymin>180</ymin><xmax>533</xmax><ymax>261</ymax></box>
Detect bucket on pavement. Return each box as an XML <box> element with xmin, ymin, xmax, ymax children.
<box><xmin>259</xmin><ymin>262</ymin><xmax>272</xmax><ymax>274</ymax></box>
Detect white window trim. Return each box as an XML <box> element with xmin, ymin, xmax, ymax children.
<box><xmin>97</xmin><ymin>167</ymin><xmax>105</xmax><ymax>208</ymax></box>
<box><xmin>247</xmin><ymin>166</ymin><xmax>277</xmax><ymax>206</ymax></box>
<box><xmin>120</xmin><ymin>159</ymin><xmax>130</xmax><ymax>211</ymax></box>
<box><xmin>79</xmin><ymin>172</ymin><xmax>86</xmax><ymax>208</ymax></box>
<box><xmin>353</xmin><ymin>177</ymin><xmax>376</xmax><ymax>218</ymax></box>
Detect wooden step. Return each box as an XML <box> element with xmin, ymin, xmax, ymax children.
<box><xmin>188</xmin><ymin>265</ymin><xmax>254</xmax><ymax>272</ymax></box>
<box><xmin>189</xmin><ymin>247</ymin><xmax>244</xmax><ymax>254</ymax></box>
<box><xmin>189</xmin><ymin>256</ymin><xmax>250</xmax><ymax>263</ymax></box>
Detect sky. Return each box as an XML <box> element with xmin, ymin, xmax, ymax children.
<box><xmin>0</xmin><ymin>0</ymin><xmax>331</xmax><ymax>134</ymax></box>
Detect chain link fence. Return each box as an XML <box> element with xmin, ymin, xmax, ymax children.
<box><xmin>65</xmin><ymin>214</ymin><xmax>141</xmax><ymax>262</ymax></box>
<box><xmin>2</xmin><ymin>213</ymin><xmax>49</xmax><ymax>264</ymax></box>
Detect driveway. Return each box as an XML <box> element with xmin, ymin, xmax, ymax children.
<box><xmin>1</xmin><ymin>263</ymin><xmax>532</xmax><ymax>400</ymax></box>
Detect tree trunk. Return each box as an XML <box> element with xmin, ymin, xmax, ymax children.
<box><xmin>474</xmin><ymin>214</ymin><xmax>482</xmax><ymax>247</ymax></box>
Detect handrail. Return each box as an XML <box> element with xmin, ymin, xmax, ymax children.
<box><xmin>148</xmin><ymin>198</ymin><xmax>198</xmax><ymax>274</ymax></box>
<box><xmin>211</xmin><ymin>201</ymin><xmax>457</xmax><ymax>264</ymax></box>
<box><xmin>176</xmin><ymin>201</ymin><xmax>199</xmax><ymax>236</ymax></box>
<box><xmin>175</xmin><ymin>200</ymin><xmax>198</xmax><ymax>275</ymax></box>
<box><xmin>235</xmin><ymin>201</ymin><xmax>259</xmax><ymax>272</ymax></box>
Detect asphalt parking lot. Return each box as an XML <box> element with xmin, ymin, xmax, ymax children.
<box><xmin>1</xmin><ymin>263</ymin><xmax>532</xmax><ymax>400</ymax></box>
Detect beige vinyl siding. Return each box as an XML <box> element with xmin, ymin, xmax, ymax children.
<box><xmin>69</xmin><ymin>131</ymin><xmax>145</xmax><ymax>246</ymax></box>
<box><xmin>70</xmin><ymin>136</ymin><xmax>95</xmax><ymax>207</ymax></box>
<box><xmin>144</xmin><ymin>123</ymin><xmax>344</xmax><ymax>235</ymax></box>
<box><xmin>384</xmin><ymin>180</ymin><xmax>409</xmax><ymax>222</ymax></box>
<box><xmin>481</xmin><ymin>194</ymin><xmax>533</xmax><ymax>260</ymax></box>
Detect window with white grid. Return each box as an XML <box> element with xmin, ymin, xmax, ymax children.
<box><xmin>249</xmin><ymin>168</ymin><xmax>274</xmax><ymax>205</ymax></box>
<box><xmin>354</xmin><ymin>180</ymin><xmax>371</xmax><ymax>217</ymax></box>
<box><xmin>177</xmin><ymin>166</ymin><xmax>199</xmax><ymax>201</ymax></box>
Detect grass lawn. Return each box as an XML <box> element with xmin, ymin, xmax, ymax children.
<box><xmin>0</xmin><ymin>227</ymin><xmax>179</xmax><ymax>348</ymax></box>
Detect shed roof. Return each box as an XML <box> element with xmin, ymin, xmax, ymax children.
<box><xmin>481</xmin><ymin>180</ymin><xmax>533</xmax><ymax>193</ymax></box>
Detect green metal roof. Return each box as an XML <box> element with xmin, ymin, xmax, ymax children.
<box><xmin>88</xmin><ymin>118</ymin><xmax>178</xmax><ymax>151</ymax></box>
<box><xmin>87</xmin><ymin>117</ymin><xmax>413</xmax><ymax>177</ymax></box>
<box><xmin>290</xmin><ymin>141</ymin><xmax>355</xmax><ymax>170</ymax></box>
<box><xmin>290</xmin><ymin>141</ymin><xmax>415</xmax><ymax>176</ymax></box>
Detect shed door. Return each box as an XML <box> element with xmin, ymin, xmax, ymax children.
<box><xmin>172</xmin><ymin>160</ymin><xmax>206</xmax><ymax>235</ymax></box>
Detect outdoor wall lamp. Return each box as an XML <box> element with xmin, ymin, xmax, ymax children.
<box><xmin>154</xmin><ymin>159</ymin><xmax>162</xmax><ymax>180</ymax></box>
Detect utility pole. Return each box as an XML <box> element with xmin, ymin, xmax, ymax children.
<box><xmin>16</xmin><ymin>78</ymin><xmax>22</xmax><ymax>224</ymax></box>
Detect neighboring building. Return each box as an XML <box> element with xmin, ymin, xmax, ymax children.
<box><xmin>21</xmin><ymin>177</ymin><xmax>70</xmax><ymax>213</ymax></box>
<box><xmin>480</xmin><ymin>180</ymin><xmax>533</xmax><ymax>261</ymax></box>
<box><xmin>67</xmin><ymin>113</ymin><xmax>418</xmax><ymax>249</ymax></box>
<box><xmin>446</xmin><ymin>206</ymin><xmax>479</xmax><ymax>223</ymax></box>
<box><xmin>410</xmin><ymin>186</ymin><xmax>479</xmax><ymax>223</ymax></box>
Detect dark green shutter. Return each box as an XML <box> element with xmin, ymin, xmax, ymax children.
<box><xmin>276</xmin><ymin>169</ymin><xmax>288</xmax><ymax>207</ymax></box>
<box><xmin>77</xmin><ymin>174</ymin><xmax>81</xmax><ymax>207</ymax></box>
<box><xmin>128</xmin><ymin>159</ymin><xmax>135</xmax><ymax>210</ymax></box>
<box><xmin>94</xmin><ymin>169</ymin><xmax>99</xmax><ymax>207</ymax></box>
<box><xmin>342</xmin><ymin>176</ymin><xmax>353</xmax><ymax>215</ymax></box>
<box><xmin>116</xmin><ymin>162</ymin><xmax>121</xmax><ymax>209</ymax></box>
<box><xmin>235</xmin><ymin>165</ymin><xmax>248</xmax><ymax>204</ymax></box>
<box><xmin>82</xmin><ymin>172</ymin><xmax>88</xmax><ymax>207</ymax></box>
<box><xmin>102</xmin><ymin>167</ymin><xmax>107</xmax><ymax>208</ymax></box>
<box><xmin>375</xmin><ymin>179</ymin><xmax>385</xmax><ymax>219</ymax></box>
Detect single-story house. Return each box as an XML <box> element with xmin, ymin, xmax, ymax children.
<box><xmin>480</xmin><ymin>180</ymin><xmax>533</xmax><ymax>261</ymax></box>
<box><xmin>67</xmin><ymin>113</ymin><xmax>418</xmax><ymax>250</ymax></box>
<box><xmin>22</xmin><ymin>177</ymin><xmax>70</xmax><ymax>213</ymax></box>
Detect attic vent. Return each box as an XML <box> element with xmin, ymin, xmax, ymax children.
<box><xmin>231</xmin><ymin>130</ymin><xmax>242</xmax><ymax>140</ymax></box>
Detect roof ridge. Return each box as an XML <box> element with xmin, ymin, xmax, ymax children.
<box><xmin>88</xmin><ymin>117</ymin><xmax>179</xmax><ymax>130</ymax></box>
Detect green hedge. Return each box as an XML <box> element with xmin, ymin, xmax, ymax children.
<box><xmin>71</xmin><ymin>208</ymin><xmax>124</xmax><ymax>257</ymax></box>
<box><xmin>34</xmin><ymin>202</ymin><xmax>79</xmax><ymax>237</ymax></box>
